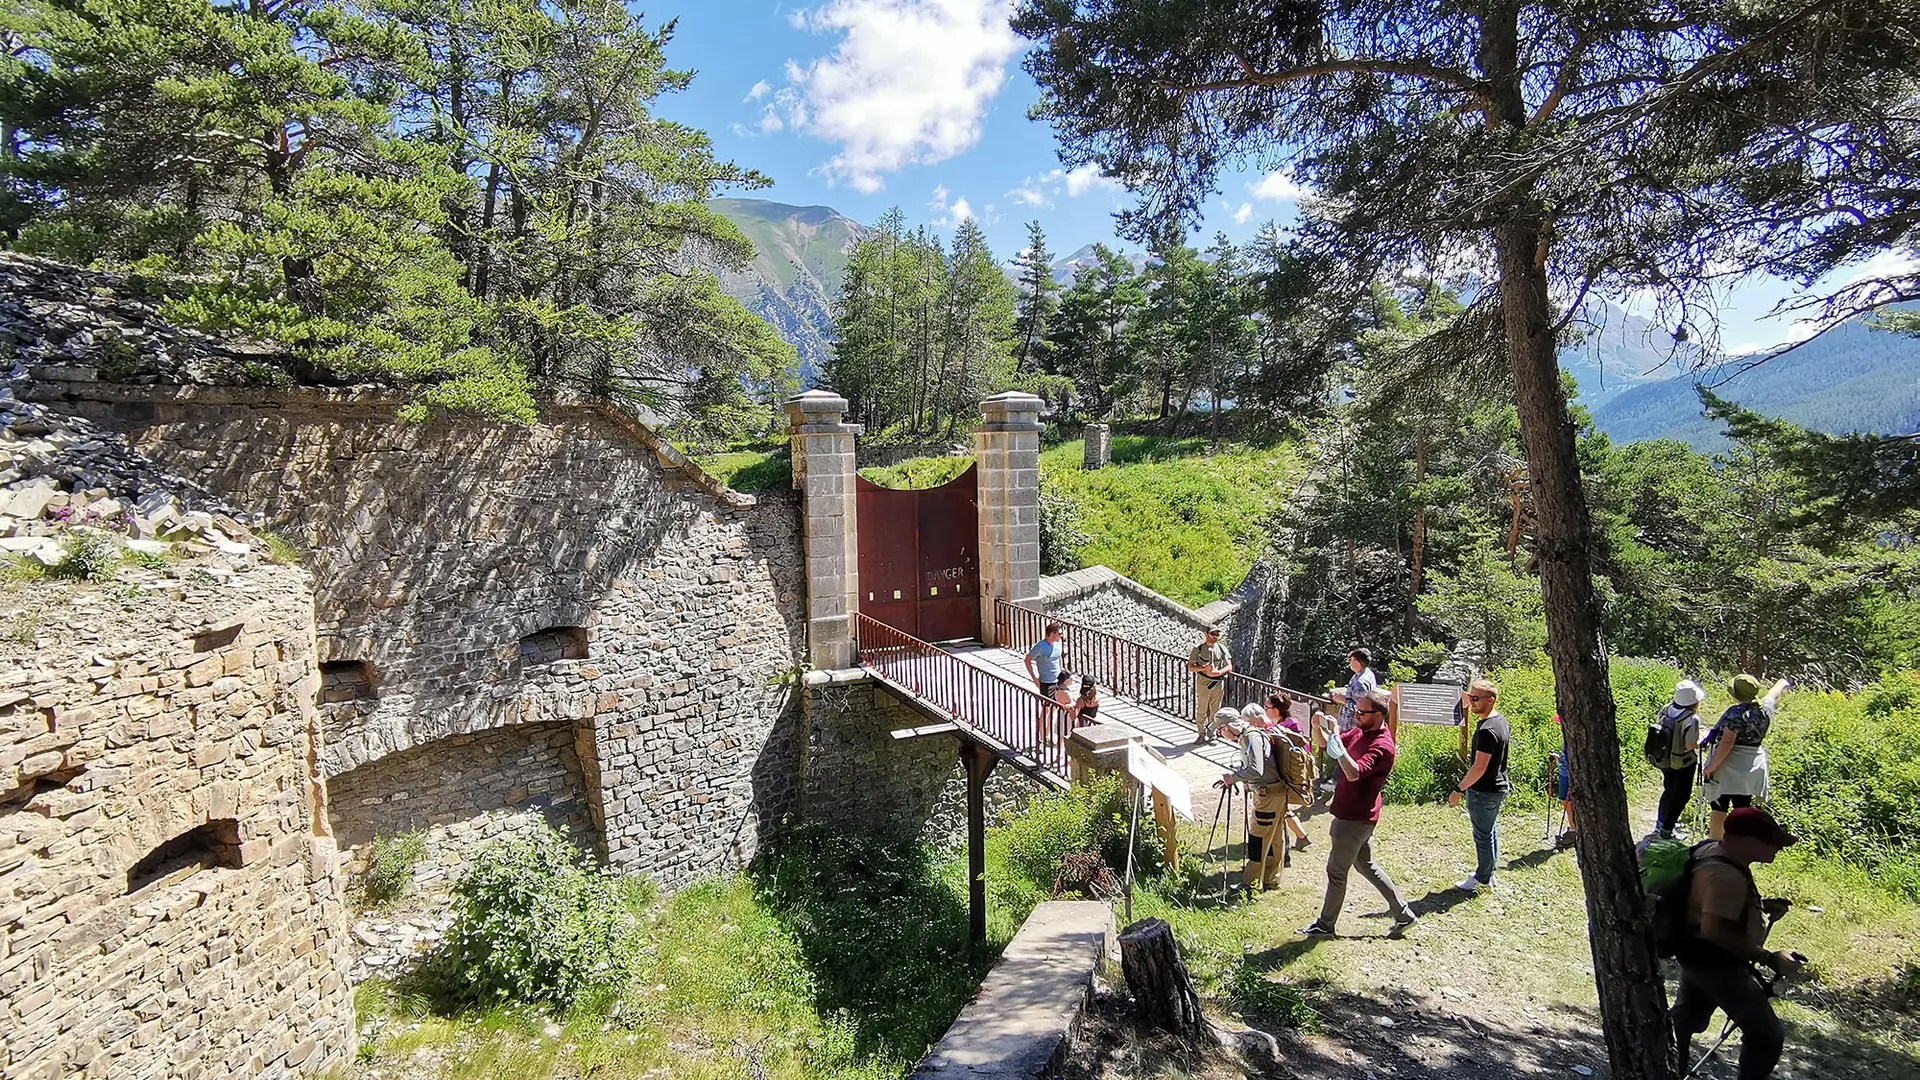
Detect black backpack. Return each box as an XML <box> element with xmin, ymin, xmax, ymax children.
<box><xmin>1643</xmin><ymin>705</ymin><xmax>1696</xmax><ymax>769</ymax></box>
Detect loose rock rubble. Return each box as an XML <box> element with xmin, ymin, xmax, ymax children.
<box><xmin>348</xmin><ymin>909</ymin><xmax>458</xmax><ymax>981</ymax></box>
<box><xmin>0</xmin><ymin>377</ymin><xmax>277</xmax><ymax>577</ymax></box>
<box><xmin>0</xmin><ymin>251</ymin><xmax>286</xmax><ymax>385</ymax></box>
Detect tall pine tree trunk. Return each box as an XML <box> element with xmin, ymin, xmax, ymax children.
<box><xmin>1495</xmin><ymin>221</ymin><xmax>1674</xmax><ymax>1080</ymax></box>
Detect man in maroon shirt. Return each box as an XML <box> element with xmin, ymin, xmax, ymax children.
<box><xmin>1298</xmin><ymin>688</ymin><xmax>1418</xmax><ymax>938</ymax></box>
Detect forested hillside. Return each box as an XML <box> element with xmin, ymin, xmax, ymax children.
<box><xmin>1592</xmin><ymin>318</ymin><xmax>1920</xmax><ymax>447</ymax></box>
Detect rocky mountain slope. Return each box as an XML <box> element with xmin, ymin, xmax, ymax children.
<box><xmin>708</xmin><ymin>198</ymin><xmax>865</xmax><ymax>381</ymax></box>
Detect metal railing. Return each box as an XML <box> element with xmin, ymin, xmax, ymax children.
<box><xmin>855</xmin><ymin>613</ymin><xmax>1073</xmax><ymax>780</ymax></box>
<box><xmin>993</xmin><ymin>598</ymin><xmax>1330</xmax><ymax>726</ymax></box>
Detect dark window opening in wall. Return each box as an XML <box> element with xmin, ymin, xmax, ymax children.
<box><xmin>126</xmin><ymin>818</ymin><xmax>243</xmax><ymax>893</ymax></box>
<box><xmin>320</xmin><ymin>660</ymin><xmax>377</xmax><ymax>703</ymax></box>
<box><xmin>520</xmin><ymin>626</ymin><xmax>588</xmax><ymax>665</ymax></box>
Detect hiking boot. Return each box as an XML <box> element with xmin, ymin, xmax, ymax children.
<box><xmin>1296</xmin><ymin>921</ymin><xmax>1335</xmax><ymax>938</ymax></box>
<box><xmin>1292</xmin><ymin>835</ymin><xmax>1312</xmax><ymax>852</ymax></box>
<box><xmin>1455</xmin><ymin>874</ymin><xmax>1485</xmax><ymax>893</ymax></box>
<box><xmin>1555</xmin><ymin>830</ymin><xmax>1578</xmax><ymax>850</ymax></box>
<box><xmin>1389</xmin><ymin>913</ymin><xmax>1419</xmax><ymax>938</ymax></box>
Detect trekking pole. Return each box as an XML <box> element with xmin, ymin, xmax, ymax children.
<box><xmin>1204</xmin><ymin>782</ymin><xmax>1228</xmax><ymax>863</ymax></box>
<box><xmin>1221</xmin><ymin>784</ymin><xmax>1237</xmax><ymax>905</ymax></box>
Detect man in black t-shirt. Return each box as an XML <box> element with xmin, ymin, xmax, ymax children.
<box><xmin>1448</xmin><ymin>678</ymin><xmax>1511</xmax><ymax>891</ymax></box>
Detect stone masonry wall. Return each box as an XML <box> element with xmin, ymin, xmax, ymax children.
<box><xmin>1</xmin><ymin>565</ymin><xmax>354</xmax><ymax>1079</ymax></box>
<box><xmin>26</xmin><ymin>382</ymin><xmax>808</xmax><ymax>890</ymax></box>
<box><xmin>1039</xmin><ymin>566</ymin><xmax>1228</xmax><ymax>660</ymax></box>
<box><xmin>326</xmin><ymin>720</ymin><xmax>593</xmax><ymax>884</ymax></box>
<box><xmin>797</xmin><ymin>677</ymin><xmax>1033</xmax><ymax>841</ymax></box>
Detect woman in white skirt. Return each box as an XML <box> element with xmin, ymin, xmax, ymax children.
<box><xmin>1701</xmin><ymin>673</ymin><xmax>1790</xmax><ymax>839</ymax></box>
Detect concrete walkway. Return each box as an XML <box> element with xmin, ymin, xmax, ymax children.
<box><xmin>911</xmin><ymin>900</ymin><xmax>1113</xmax><ymax>1080</ymax></box>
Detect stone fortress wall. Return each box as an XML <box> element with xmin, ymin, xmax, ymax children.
<box><xmin>1</xmin><ymin>564</ymin><xmax>355</xmax><ymax>1078</ymax></box>
<box><xmin>26</xmin><ymin>382</ymin><xmax>811</xmax><ymax>889</ymax></box>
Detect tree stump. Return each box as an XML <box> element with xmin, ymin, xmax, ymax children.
<box><xmin>1118</xmin><ymin>917</ymin><xmax>1212</xmax><ymax>1042</ymax></box>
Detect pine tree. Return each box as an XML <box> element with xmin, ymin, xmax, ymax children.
<box><xmin>1011</xmin><ymin>221</ymin><xmax>1059</xmax><ymax>375</ymax></box>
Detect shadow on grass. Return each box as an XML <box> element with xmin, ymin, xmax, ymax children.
<box><xmin>750</xmin><ymin>821</ymin><xmax>998</xmax><ymax>1063</ymax></box>
<box><xmin>1502</xmin><ymin>846</ymin><xmax>1563</xmax><ymax>873</ymax></box>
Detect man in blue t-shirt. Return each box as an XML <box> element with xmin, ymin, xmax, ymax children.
<box><xmin>1024</xmin><ymin>622</ymin><xmax>1066</xmax><ymax>694</ymax></box>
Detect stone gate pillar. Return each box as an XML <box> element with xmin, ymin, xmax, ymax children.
<box><xmin>1084</xmin><ymin>423</ymin><xmax>1112</xmax><ymax>469</ymax></box>
<box><xmin>975</xmin><ymin>391</ymin><xmax>1045</xmax><ymax>646</ymax></box>
<box><xmin>786</xmin><ymin>390</ymin><xmax>861</xmax><ymax>669</ymax></box>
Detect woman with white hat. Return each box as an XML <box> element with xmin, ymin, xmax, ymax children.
<box><xmin>1651</xmin><ymin>680</ymin><xmax>1706</xmax><ymax>839</ymax></box>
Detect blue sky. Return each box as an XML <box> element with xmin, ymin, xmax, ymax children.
<box><xmin>658</xmin><ymin>0</ymin><xmax>1845</xmax><ymax>354</ymax></box>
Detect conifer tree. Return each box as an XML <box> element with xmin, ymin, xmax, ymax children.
<box><xmin>1011</xmin><ymin>220</ymin><xmax>1060</xmax><ymax>375</ymax></box>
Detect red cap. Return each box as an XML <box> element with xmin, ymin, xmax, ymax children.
<box><xmin>1723</xmin><ymin>808</ymin><xmax>1797</xmax><ymax>848</ymax></box>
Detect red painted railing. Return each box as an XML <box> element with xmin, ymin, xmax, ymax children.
<box><xmin>993</xmin><ymin>598</ymin><xmax>1329</xmax><ymax>726</ymax></box>
<box><xmin>855</xmin><ymin>613</ymin><xmax>1073</xmax><ymax>780</ymax></box>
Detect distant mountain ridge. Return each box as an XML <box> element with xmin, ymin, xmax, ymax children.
<box><xmin>1588</xmin><ymin>317</ymin><xmax>1920</xmax><ymax>448</ymax></box>
<box><xmin>707</xmin><ymin>198</ymin><xmax>865</xmax><ymax>380</ymax></box>
<box><xmin>705</xmin><ymin>200</ymin><xmax>1919</xmax><ymax>440</ymax></box>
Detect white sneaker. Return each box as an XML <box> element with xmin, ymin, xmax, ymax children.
<box><xmin>1455</xmin><ymin>875</ymin><xmax>1484</xmax><ymax>892</ymax></box>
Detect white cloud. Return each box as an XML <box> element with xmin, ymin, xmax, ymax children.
<box><xmin>1249</xmin><ymin>170</ymin><xmax>1309</xmax><ymax>203</ymax></box>
<box><xmin>1003</xmin><ymin>164</ymin><xmax>1124</xmax><ymax>209</ymax></box>
<box><xmin>779</xmin><ymin>0</ymin><xmax>1020</xmax><ymax>192</ymax></box>
<box><xmin>1007</xmin><ymin>184</ymin><xmax>1050</xmax><ymax>208</ymax></box>
<box><xmin>1064</xmin><ymin>163</ymin><xmax>1120</xmax><ymax>197</ymax></box>
<box><xmin>929</xmin><ymin>185</ymin><xmax>975</xmax><ymax>227</ymax></box>
<box><xmin>1842</xmin><ymin>249</ymin><xmax>1920</xmax><ymax>288</ymax></box>
<box><xmin>744</xmin><ymin>79</ymin><xmax>773</xmax><ymax>103</ymax></box>
<box><xmin>1232</xmin><ymin>202</ymin><xmax>1253</xmax><ymax>225</ymax></box>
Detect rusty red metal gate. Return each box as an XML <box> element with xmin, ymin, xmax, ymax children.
<box><xmin>856</xmin><ymin>463</ymin><xmax>980</xmax><ymax>642</ymax></box>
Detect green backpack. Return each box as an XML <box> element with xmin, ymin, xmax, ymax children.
<box><xmin>1641</xmin><ymin>838</ymin><xmax>1733</xmax><ymax>958</ymax></box>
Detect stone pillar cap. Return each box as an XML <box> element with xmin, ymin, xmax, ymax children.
<box><xmin>979</xmin><ymin>391</ymin><xmax>1046</xmax><ymax>431</ymax></box>
<box><xmin>784</xmin><ymin>388</ymin><xmax>848</xmax><ymax>418</ymax></box>
<box><xmin>785</xmin><ymin>389</ymin><xmax>863</xmax><ymax>434</ymax></box>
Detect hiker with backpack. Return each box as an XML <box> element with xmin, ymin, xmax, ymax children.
<box><xmin>1221</xmin><ymin>702</ymin><xmax>1312</xmax><ymax>891</ymax></box>
<box><xmin>1648</xmin><ymin>679</ymin><xmax>1708</xmax><ymax>840</ymax></box>
<box><xmin>1642</xmin><ymin>808</ymin><xmax>1806</xmax><ymax>1080</ymax></box>
<box><xmin>1265</xmin><ymin>693</ymin><xmax>1313</xmax><ymax>853</ymax></box>
<box><xmin>1703</xmin><ymin>675</ymin><xmax>1789</xmax><ymax>839</ymax></box>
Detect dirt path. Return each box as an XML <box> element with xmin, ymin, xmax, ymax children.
<box><xmin>1117</xmin><ymin>793</ymin><xmax>1920</xmax><ymax>1080</ymax></box>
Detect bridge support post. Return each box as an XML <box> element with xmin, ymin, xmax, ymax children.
<box><xmin>960</xmin><ymin>739</ymin><xmax>1000</xmax><ymax>944</ymax></box>
<box><xmin>786</xmin><ymin>390</ymin><xmax>863</xmax><ymax>669</ymax></box>
<box><xmin>975</xmin><ymin>391</ymin><xmax>1045</xmax><ymax>646</ymax></box>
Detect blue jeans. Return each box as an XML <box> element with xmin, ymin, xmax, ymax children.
<box><xmin>1465</xmin><ymin>789</ymin><xmax>1506</xmax><ymax>884</ymax></box>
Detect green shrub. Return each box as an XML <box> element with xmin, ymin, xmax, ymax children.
<box><xmin>430</xmin><ymin>826</ymin><xmax>647</xmax><ymax>1010</ymax></box>
<box><xmin>259</xmin><ymin>531</ymin><xmax>303</xmax><ymax>565</ymax></box>
<box><xmin>122</xmin><ymin>546</ymin><xmax>175</xmax><ymax>572</ymax></box>
<box><xmin>983</xmin><ymin>774</ymin><xmax>1145</xmax><ymax>912</ymax></box>
<box><xmin>360</xmin><ymin>831</ymin><xmax>427</xmax><ymax>906</ymax></box>
<box><xmin>1</xmin><ymin>555</ymin><xmax>47</xmax><ymax>583</ymax></box>
<box><xmin>51</xmin><ymin>530</ymin><xmax>120</xmax><ymax>581</ymax></box>
<box><xmin>698</xmin><ymin>445</ymin><xmax>793</xmax><ymax>491</ymax></box>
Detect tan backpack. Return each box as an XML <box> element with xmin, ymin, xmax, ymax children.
<box><xmin>1266</xmin><ymin>726</ymin><xmax>1313</xmax><ymax>803</ymax></box>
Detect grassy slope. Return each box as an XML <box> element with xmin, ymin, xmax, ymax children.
<box><xmin>708</xmin><ymin>198</ymin><xmax>860</xmax><ymax>296</ymax></box>
<box><xmin>1039</xmin><ymin>436</ymin><xmax>1299</xmax><ymax>606</ymax></box>
<box><xmin>859</xmin><ymin>436</ymin><xmax>1300</xmax><ymax>607</ymax></box>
